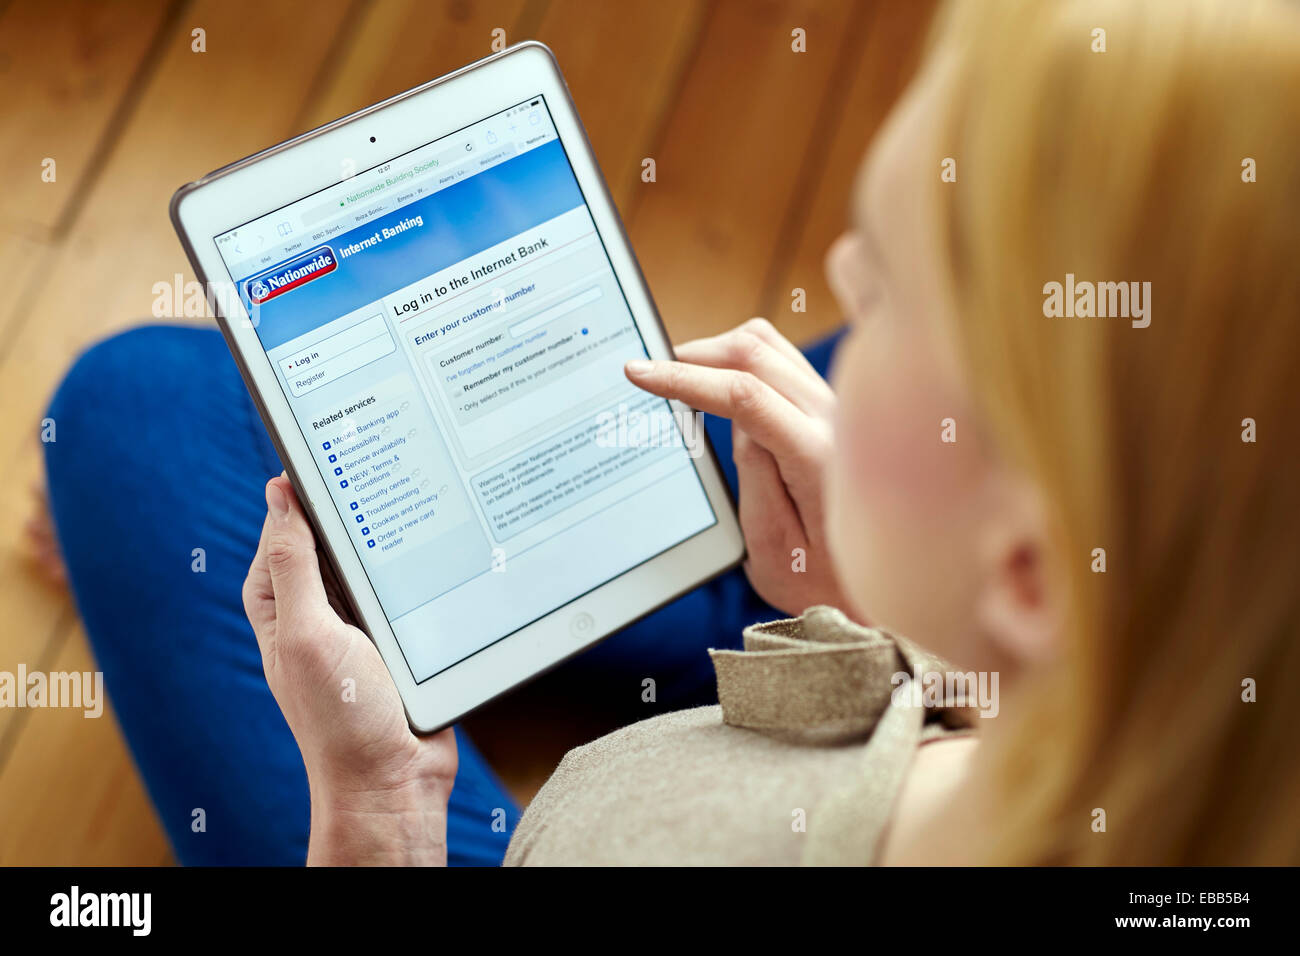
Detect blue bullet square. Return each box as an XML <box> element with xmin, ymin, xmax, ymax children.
<box><xmin>329</xmin><ymin>454</ymin><xmax>337</xmax><ymax>463</ymax></box>
<box><xmin>339</xmin><ymin>480</ymin><xmax>348</xmax><ymax>488</ymax></box>
<box><xmin>349</xmin><ymin>502</ymin><xmax>359</xmax><ymax>511</ymax></box>
<box><xmin>334</xmin><ymin>467</ymin><xmax>343</xmax><ymax>476</ymax></box>
<box><xmin>322</xmin><ymin>441</ymin><xmax>331</xmax><ymax>450</ymax></box>
<box><xmin>361</xmin><ymin>527</ymin><xmax>370</xmax><ymax>535</ymax></box>
<box><xmin>355</xmin><ymin>514</ymin><xmax>364</xmax><ymax>523</ymax></box>
<box><xmin>367</xmin><ymin>539</ymin><xmax>376</xmax><ymax>549</ymax></box>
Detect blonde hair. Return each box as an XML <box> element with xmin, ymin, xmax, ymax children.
<box><xmin>926</xmin><ymin>0</ymin><xmax>1300</xmax><ymax>863</ymax></box>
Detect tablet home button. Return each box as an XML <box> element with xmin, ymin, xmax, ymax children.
<box><xmin>570</xmin><ymin>612</ymin><xmax>595</xmax><ymax>638</ymax></box>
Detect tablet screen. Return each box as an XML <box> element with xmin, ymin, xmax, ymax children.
<box><xmin>213</xmin><ymin>96</ymin><xmax>716</xmax><ymax>682</ymax></box>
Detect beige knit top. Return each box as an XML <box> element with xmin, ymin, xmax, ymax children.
<box><xmin>504</xmin><ymin>606</ymin><xmax>974</xmax><ymax>866</ymax></box>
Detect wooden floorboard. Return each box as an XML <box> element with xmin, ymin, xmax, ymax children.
<box><xmin>0</xmin><ymin>624</ymin><xmax>169</xmax><ymax>865</ymax></box>
<box><xmin>622</xmin><ymin>0</ymin><xmax>858</xmax><ymax>345</ymax></box>
<box><xmin>761</xmin><ymin>0</ymin><xmax>938</xmax><ymax>337</ymax></box>
<box><xmin>0</xmin><ymin>233</ymin><xmax>45</xmax><ymax>331</ymax></box>
<box><xmin>529</xmin><ymin>0</ymin><xmax>712</xmax><ymax>215</ymax></box>
<box><xmin>299</xmin><ymin>0</ymin><xmax>536</xmax><ymax>131</ymax></box>
<box><xmin>0</xmin><ymin>0</ymin><xmax>178</xmax><ymax>237</ymax></box>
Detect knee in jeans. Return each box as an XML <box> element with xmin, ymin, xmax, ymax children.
<box><xmin>43</xmin><ymin>324</ymin><xmax>207</xmax><ymax>479</ymax></box>
<box><xmin>52</xmin><ymin>326</ymin><xmax>170</xmax><ymax>414</ymax></box>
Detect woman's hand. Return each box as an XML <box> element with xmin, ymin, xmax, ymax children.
<box><xmin>244</xmin><ymin>475</ymin><xmax>457</xmax><ymax>865</ymax></box>
<box><xmin>625</xmin><ymin>318</ymin><xmax>856</xmax><ymax>619</ymax></box>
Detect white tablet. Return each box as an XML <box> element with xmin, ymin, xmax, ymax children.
<box><xmin>171</xmin><ymin>42</ymin><xmax>744</xmax><ymax>732</ymax></box>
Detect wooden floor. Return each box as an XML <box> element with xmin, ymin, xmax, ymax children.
<box><xmin>0</xmin><ymin>0</ymin><xmax>933</xmax><ymax>864</ymax></box>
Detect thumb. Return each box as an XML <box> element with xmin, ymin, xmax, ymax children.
<box><xmin>264</xmin><ymin>476</ymin><xmax>330</xmax><ymax>624</ymax></box>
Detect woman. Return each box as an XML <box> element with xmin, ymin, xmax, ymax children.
<box><xmin>43</xmin><ymin>0</ymin><xmax>1300</xmax><ymax>864</ymax></box>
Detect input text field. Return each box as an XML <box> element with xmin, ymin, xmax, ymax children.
<box><xmin>508</xmin><ymin>286</ymin><xmax>603</xmax><ymax>339</ymax></box>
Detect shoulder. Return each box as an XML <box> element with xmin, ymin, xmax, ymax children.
<box><xmin>504</xmin><ymin>704</ymin><xmax>888</xmax><ymax>866</ymax></box>
<box><xmin>877</xmin><ymin>735</ymin><xmax>981</xmax><ymax>865</ymax></box>
<box><xmin>503</xmin><ymin>706</ymin><xmax>724</xmax><ymax>866</ymax></box>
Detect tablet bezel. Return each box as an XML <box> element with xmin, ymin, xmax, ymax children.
<box><xmin>171</xmin><ymin>41</ymin><xmax>745</xmax><ymax>732</ymax></box>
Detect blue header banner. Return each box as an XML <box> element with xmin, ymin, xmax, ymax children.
<box><xmin>244</xmin><ymin>140</ymin><xmax>584</xmax><ymax>350</ymax></box>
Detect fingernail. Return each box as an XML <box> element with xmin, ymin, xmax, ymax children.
<box><xmin>266</xmin><ymin>480</ymin><xmax>289</xmax><ymax>517</ymax></box>
<box><xmin>625</xmin><ymin>359</ymin><xmax>654</xmax><ymax>377</ymax></box>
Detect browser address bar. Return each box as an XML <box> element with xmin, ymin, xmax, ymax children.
<box><xmin>302</xmin><ymin>141</ymin><xmax>514</xmax><ymax>228</ymax></box>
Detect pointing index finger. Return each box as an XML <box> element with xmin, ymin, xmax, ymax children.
<box><xmin>624</xmin><ymin>358</ymin><xmax>811</xmax><ymax>462</ymax></box>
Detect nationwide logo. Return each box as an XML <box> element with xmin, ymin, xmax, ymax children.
<box><xmin>244</xmin><ymin>245</ymin><xmax>337</xmax><ymax>305</ymax></box>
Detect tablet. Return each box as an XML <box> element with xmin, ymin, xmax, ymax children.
<box><xmin>171</xmin><ymin>42</ymin><xmax>744</xmax><ymax>732</ymax></box>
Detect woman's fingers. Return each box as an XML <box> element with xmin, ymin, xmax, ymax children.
<box><xmin>733</xmin><ymin>317</ymin><xmax>822</xmax><ymax>376</ymax></box>
<box><xmin>262</xmin><ymin>476</ymin><xmax>331</xmax><ymax>625</ymax></box>
<box><xmin>626</xmin><ymin>357</ymin><xmax>823</xmax><ymax>467</ymax></box>
<box><xmin>245</xmin><ymin>477</ymin><xmax>338</xmax><ymax>679</ymax></box>
<box><xmin>674</xmin><ymin>332</ymin><xmax>834</xmax><ymax>417</ymax></box>
<box><xmin>733</xmin><ymin>424</ymin><xmax>804</xmax><ymax>547</ymax></box>
<box><xmin>243</xmin><ymin>507</ymin><xmax>279</xmax><ymax>638</ymax></box>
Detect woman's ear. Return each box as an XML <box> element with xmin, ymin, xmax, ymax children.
<box><xmin>974</xmin><ymin>473</ymin><xmax>1060</xmax><ymax>670</ymax></box>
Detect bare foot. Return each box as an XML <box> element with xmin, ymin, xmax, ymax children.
<box><xmin>24</xmin><ymin>477</ymin><xmax>67</xmax><ymax>585</ymax></box>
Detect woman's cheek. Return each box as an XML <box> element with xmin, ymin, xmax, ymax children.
<box><xmin>827</xmin><ymin>322</ymin><xmax>986</xmax><ymax>650</ymax></box>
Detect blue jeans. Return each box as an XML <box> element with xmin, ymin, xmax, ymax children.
<box><xmin>42</xmin><ymin>324</ymin><xmax>841</xmax><ymax>865</ymax></box>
